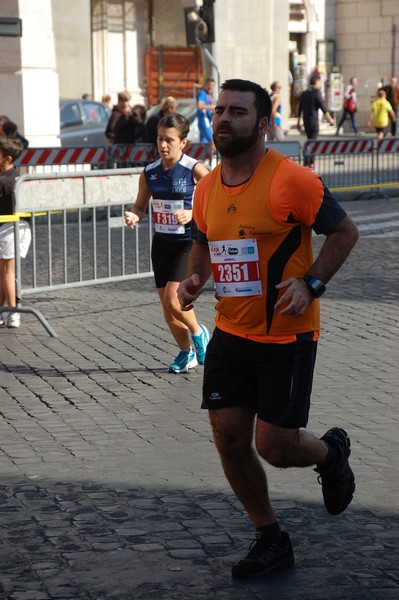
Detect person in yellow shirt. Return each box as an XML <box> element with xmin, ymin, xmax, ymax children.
<box><xmin>368</xmin><ymin>89</ymin><xmax>396</xmax><ymax>139</ymax></box>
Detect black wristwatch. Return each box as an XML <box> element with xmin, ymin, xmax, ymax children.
<box><xmin>303</xmin><ymin>275</ymin><xmax>326</xmax><ymax>298</ymax></box>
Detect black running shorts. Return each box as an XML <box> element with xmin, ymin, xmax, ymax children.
<box><xmin>151</xmin><ymin>235</ymin><xmax>193</xmax><ymax>288</ymax></box>
<box><xmin>202</xmin><ymin>327</ymin><xmax>318</xmax><ymax>428</ymax></box>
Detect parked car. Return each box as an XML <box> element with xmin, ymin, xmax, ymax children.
<box><xmin>59</xmin><ymin>99</ymin><xmax>110</xmax><ymax>146</ymax></box>
<box><xmin>145</xmin><ymin>98</ymin><xmax>200</xmax><ymax>143</ymax></box>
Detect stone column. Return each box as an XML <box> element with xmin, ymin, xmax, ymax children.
<box><xmin>0</xmin><ymin>0</ymin><xmax>60</xmax><ymax>147</ymax></box>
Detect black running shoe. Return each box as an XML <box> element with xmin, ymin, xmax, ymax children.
<box><xmin>315</xmin><ymin>427</ymin><xmax>355</xmax><ymax>515</ymax></box>
<box><xmin>232</xmin><ymin>531</ymin><xmax>295</xmax><ymax>579</ymax></box>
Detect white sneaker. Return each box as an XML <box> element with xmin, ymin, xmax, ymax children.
<box><xmin>7</xmin><ymin>312</ymin><xmax>21</xmax><ymax>328</ymax></box>
<box><xmin>0</xmin><ymin>314</ymin><xmax>5</xmax><ymax>327</ymax></box>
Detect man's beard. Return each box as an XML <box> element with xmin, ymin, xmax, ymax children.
<box><xmin>213</xmin><ymin>122</ymin><xmax>260</xmax><ymax>158</ymax></box>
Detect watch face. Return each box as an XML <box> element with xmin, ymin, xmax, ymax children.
<box><xmin>313</xmin><ymin>280</ymin><xmax>326</xmax><ymax>297</ymax></box>
<box><xmin>305</xmin><ymin>276</ymin><xmax>326</xmax><ymax>298</ymax></box>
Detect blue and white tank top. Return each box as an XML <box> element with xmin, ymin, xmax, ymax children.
<box><xmin>144</xmin><ymin>153</ymin><xmax>198</xmax><ymax>241</ymax></box>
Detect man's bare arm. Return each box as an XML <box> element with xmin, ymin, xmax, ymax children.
<box><xmin>306</xmin><ymin>215</ymin><xmax>359</xmax><ymax>283</ymax></box>
<box><xmin>177</xmin><ymin>241</ymin><xmax>212</xmax><ymax>311</ymax></box>
<box><xmin>275</xmin><ymin>215</ymin><xmax>359</xmax><ymax>316</ymax></box>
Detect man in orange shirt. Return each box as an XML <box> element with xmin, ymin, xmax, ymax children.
<box><xmin>178</xmin><ymin>79</ymin><xmax>359</xmax><ymax>579</ymax></box>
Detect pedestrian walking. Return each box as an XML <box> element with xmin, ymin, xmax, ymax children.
<box><xmin>266</xmin><ymin>81</ymin><xmax>284</xmax><ymax>141</ymax></box>
<box><xmin>196</xmin><ymin>77</ymin><xmax>216</xmax><ymax>154</ymax></box>
<box><xmin>297</xmin><ymin>74</ymin><xmax>335</xmax><ymax>166</ymax></box>
<box><xmin>368</xmin><ymin>89</ymin><xmax>396</xmax><ymax>139</ymax></box>
<box><xmin>124</xmin><ymin>113</ymin><xmax>210</xmax><ymax>373</ymax></box>
<box><xmin>381</xmin><ymin>77</ymin><xmax>399</xmax><ymax>136</ymax></box>
<box><xmin>178</xmin><ymin>78</ymin><xmax>359</xmax><ymax>579</ymax></box>
<box><xmin>336</xmin><ymin>77</ymin><xmax>359</xmax><ymax>135</ymax></box>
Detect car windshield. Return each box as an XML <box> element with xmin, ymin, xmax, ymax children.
<box><xmin>60</xmin><ymin>102</ymin><xmax>81</xmax><ymax>127</ymax></box>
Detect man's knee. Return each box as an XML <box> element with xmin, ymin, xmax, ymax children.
<box><xmin>256</xmin><ymin>427</ymin><xmax>300</xmax><ymax>468</ymax></box>
<box><xmin>213</xmin><ymin>429</ymin><xmax>252</xmax><ymax>463</ymax></box>
<box><xmin>210</xmin><ymin>414</ymin><xmax>254</xmax><ymax>463</ymax></box>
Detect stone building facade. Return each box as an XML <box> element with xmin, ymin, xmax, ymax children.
<box><xmin>0</xmin><ymin>0</ymin><xmax>397</xmax><ymax>146</ymax></box>
<box><xmin>334</xmin><ymin>0</ymin><xmax>398</xmax><ymax>126</ymax></box>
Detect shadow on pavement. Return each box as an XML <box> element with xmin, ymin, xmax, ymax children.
<box><xmin>1</xmin><ymin>475</ymin><xmax>398</xmax><ymax>600</ymax></box>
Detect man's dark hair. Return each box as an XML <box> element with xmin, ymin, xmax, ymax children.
<box><xmin>0</xmin><ymin>136</ymin><xmax>23</xmax><ymax>161</ymax></box>
<box><xmin>158</xmin><ymin>113</ymin><xmax>190</xmax><ymax>140</ymax></box>
<box><xmin>310</xmin><ymin>74</ymin><xmax>321</xmax><ymax>86</ymax></box>
<box><xmin>2</xmin><ymin>120</ymin><xmax>18</xmax><ymax>136</ymax></box>
<box><xmin>220</xmin><ymin>79</ymin><xmax>272</xmax><ymax>121</ymax></box>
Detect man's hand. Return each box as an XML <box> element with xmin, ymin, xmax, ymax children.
<box><xmin>177</xmin><ymin>274</ymin><xmax>202</xmax><ymax>311</ymax></box>
<box><xmin>274</xmin><ymin>278</ymin><xmax>313</xmax><ymax>316</ymax></box>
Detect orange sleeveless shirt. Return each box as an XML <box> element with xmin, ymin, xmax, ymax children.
<box><xmin>193</xmin><ymin>149</ymin><xmax>324</xmax><ymax>343</ymax></box>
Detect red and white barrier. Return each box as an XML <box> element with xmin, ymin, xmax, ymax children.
<box><xmin>111</xmin><ymin>143</ymin><xmax>157</xmax><ymax>164</ymax></box>
<box><xmin>185</xmin><ymin>142</ymin><xmax>212</xmax><ymax>162</ymax></box>
<box><xmin>15</xmin><ymin>146</ymin><xmax>107</xmax><ymax>167</ymax></box>
<box><xmin>112</xmin><ymin>143</ymin><xmax>212</xmax><ymax>164</ymax></box>
<box><xmin>15</xmin><ymin>142</ymin><xmax>213</xmax><ymax>169</ymax></box>
<box><xmin>377</xmin><ymin>138</ymin><xmax>399</xmax><ymax>153</ymax></box>
<box><xmin>304</xmin><ymin>138</ymin><xmax>374</xmax><ymax>157</ymax></box>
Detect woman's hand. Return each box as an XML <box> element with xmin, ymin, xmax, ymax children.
<box><xmin>124</xmin><ymin>211</ymin><xmax>140</xmax><ymax>229</ymax></box>
<box><xmin>174</xmin><ymin>209</ymin><xmax>192</xmax><ymax>225</ymax></box>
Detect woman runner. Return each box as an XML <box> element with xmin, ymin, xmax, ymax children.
<box><xmin>124</xmin><ymin>113</ymin><xmax>210</xmax><ymax>373</ymax></box>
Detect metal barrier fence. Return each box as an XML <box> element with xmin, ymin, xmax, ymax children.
<box><xmin>266</xmin><ymin>140</ymin><xmax>301</xmax><ymax>162</ymax></box>
<box><xmin>303</xmin><ymin>136</ymin><xmax>399</xmax><ymax>195</ymax></box>
<box><xmin>14</xmin><ymin>168</ymin><xmax>153</xmax><ymax>293</ymax></box>
<box><xmin>376</xmin><ymin>138</ymin><xmax>399</xmax><ymax>186</ymax></box>
<box><xmin>15</xmin><ymin>139</ymin><xmax>399</xmax><ymax>191</ymax></box>
<box><xmin>5</xmin><ymin>137</ymin><xmax>399</xmax><ymax>335</ymax></box>
<box><xmin>3</xmin><ymin>169</ymin><xmax>154</xmax><ymax>336</ymax></box>
<box><xmin>303</xmin><ymin>137</ymin><xmax>376</xmax><ymax>189</ymax></box>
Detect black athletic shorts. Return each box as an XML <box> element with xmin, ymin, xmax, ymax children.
<box><xmin>202</xmin><ymin>327</ymin><xmax>318</xmax><ymax>428</ymax></box>
<box><xmin>151</xmin><ymin>235</ymin><xmax>193</xmax><ymax>288</ymax></box>
<box><xmin>375</xmin><ymin>126</ymin><xmax>389</xmax><ymax>136</ymax></box>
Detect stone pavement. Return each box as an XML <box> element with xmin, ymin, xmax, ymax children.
<box><xmin>1</xmin><ymin>197</ymin><xmax>399</xmax><ymax>600</ymax></box>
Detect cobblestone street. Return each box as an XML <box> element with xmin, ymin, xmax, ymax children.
<box><xmin>0</xmin><ymin>197</ymin><xmax>398</xmax><ymax>599</ymax></box>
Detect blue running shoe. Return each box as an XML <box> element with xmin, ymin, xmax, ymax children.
<box><xmin>168</xmin><ymin>349</ymin><xmax>198</xmax><ymax>374</ymax></box>
<box><xmin>192</xmin><ymin>324</ymin><xmax>210</xmax><ymax>364</ymax></box>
